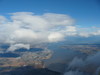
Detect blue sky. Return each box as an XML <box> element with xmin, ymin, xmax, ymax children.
<box><xmin>0</xmin><ymin>0</ymin><xmax>100</xmax><ymax>27</ymax></box>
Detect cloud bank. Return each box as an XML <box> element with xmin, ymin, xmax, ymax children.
<box><xmin>64</xmin><ymin>52</ymin><xmax>100</xmax><ymax>75</ymax></box>
<box><xmin>0</xmin><ymin>12</ymin><xmax>100</xmax><ymax>51</ymax></box>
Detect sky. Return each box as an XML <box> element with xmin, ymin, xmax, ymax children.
<box><xmin>0</xmin><ymin>0</ymin><xmax>100</xmax><ymax>50</ymax></box>
<box><xmin>0</xmin><ymin>0</ymin><xmax>100</xmax><ymax>27</ymax></box>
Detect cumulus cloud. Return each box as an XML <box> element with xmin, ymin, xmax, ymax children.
<box><xmin>0</xmin><ymin>12</ymin><xmax>75</xmax><ymax>51</ymax></box>
<box><xmin>0</xmin><ymin>12</ymin><xmax>100</xmax><ymax>51</ymax></box>
<box><xmin>8</xmin><ymin>43</ymin><xmax>30</xmax><ymax>52</ymax></box>
<box><xmin>64</xmin><ymin>52</ymin><xmax>100</xmax><ymax>75</ymax></box>
<box><xmin>92</xmin><ymin>30</ymin><xmax>100</xmax><ymax>36</ymax></box>
<box><xmin>78</xmin><ymin>32</ymin><xmax>91</xmax><ymax>37</ymax></box>
<box><xmin>48</xmin><ymin>32</ymin><xmax>64</xmax><ymax>42</ymax></box>
<box><xmin>0</xmin><ymin>16</ymin><xmax>7</xmax><ymax>24</ymax></box>
<box><xmin>66</xmin><ymin>26</ymin><xmax>77</xmax><ymax>32</ymax></box>
<box><xmin>68</xmin><ymin>57</ymin><xmax>85</xmax><ymax>70</ymax></box>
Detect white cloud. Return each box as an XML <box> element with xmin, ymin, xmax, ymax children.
<box><xmin>66</xmin><ymin>26</ymin><xmax>77</xmax><ymax>32</ymax></box>
<box><xmin>42</xmin><ymin>13</ymin><xmax>74</xmax><ymax>26</ymax></box>
<box><xmin>64</xmin><ymin>52</ymin><xmax>100</xmax><ymax>75</ymax></box>
<box><xmin>8</xmin><ymin>43</ymin><xmax>30</xmax><ymax>52</ymax></box>
<box><xmin>0</xmin><ymin>16</ymin><xmax>7</xmax><ymax>24</ymax></box>
<box><xmin>0</xmin><ymin>12</ymin><xmax>75</xmax><ymax>51</ymax></box>
<box><xmin>0</xmin><ymin>12</ymin><xmax>100</xmax><ymax>51</ymax></box>
<box><xmin>92</xmin><ymin>30</ymin><xmax>100</xmax><ymax>36</ymax></box>
<box><xmin>10</xmin><ymin>29</ymin><xmax>38</xmax><ymax>43</ymax></box>
<box><xmin>48</xmin><ymin>32</ymin><xmax>64</xmax><ymax>42</ymax></box>
<box><xmin>78</xmin><ymin>32</ymin><xmax>91</xmax><ymax>37</ymax></box>
<box><xmin>68</xmin><ymin>57</ymin><xmax>84</xmax><ymax>69</ymax></box>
